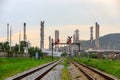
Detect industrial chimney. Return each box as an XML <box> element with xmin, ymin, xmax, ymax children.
<box><xmin>90</xmin><ymin>26</ymin><xmax>93</xmax><ymax>49</ymax></box>
<box><xmin>24</xmin><ymin>23</ymin><xmax>27</xmax><ymax>45</ymax></box>
<box><xmin>7</xmin><ymin>24</ymin><xmax>9</xmax><ymax>43</ymax></box>
<box><xmin>55</xmin><ymin>30</ymin><xmax>59</xmax><ymax>51</ymax></box>
<box><xmin>40</xmin><ymin>21</ymin><xmax>45</xmax><ymax>50</ymax></box>
<box><xmin>95</xmin><ymin>22</ymin><xmax>100</xmax><ymax>50</ymax></box>
<box><xmin>23</xmin><ymin>23</ymin><xmax>28</xmax><ymax>53</ymax></box>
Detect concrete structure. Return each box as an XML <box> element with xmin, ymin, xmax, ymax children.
<box><xmin>40</xmin><ymin>21</ymin><xmax>45</xmax><ymax>50</ymax></box>
<box><xmin>55</xmin><ymin>30</ymin><xmax>59</xmax><ymax>51</ymax></box>
<box><xmin>72</xmin><ymin>29</ymin><xmax>80</xmax><ymax>54</ymax></box>
<box><xmin>74</xmin><ymin>29</ymin><xmax>79</xmax><ymax>43</ymax></box>
<box><xmin>0</xmin><ymin>52</ymin><xmax>29</xmax><ymax>57</ymax></box>
<box><xmin>90</xmin><ymin>26</ymin><xmax>94</xmax><ymax>49</ymax></box>
<box><xmin>47</xmin><ymin>29</ymin><xmax>80</xmax><ymax>56</ymax></box>
<box><xmin>95</xmin><ymin>22</ymin><xmax>100</xmax><ymax>50</ymax></box>
<box><xmin>49</xmin><ymin>36</ymin><xmax>52</xmax><ymax>50</ymax></box>
<box><xmin>86</xmin><ymin>49</ymin><xmax>120</xmax><ymax>53</ymax></box>
<box><xmin>86</xmin><ymin>49</ymin><xmax>120</xmax><ymax>59</ymax></box>
<box><xmin>42</xmin><ymin>49</ymin><xmax>62</xmax><ymax>57</ymax></box>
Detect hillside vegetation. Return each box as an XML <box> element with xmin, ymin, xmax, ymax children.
<box><xmin>81</xmin><ymin>33</ymin><xmax>120</xmax><ymax>49</ymax></box>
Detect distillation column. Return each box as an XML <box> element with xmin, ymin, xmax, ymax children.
<box><xmin>40</xmin><ymin>21</ymin><xmax>45</xmax><ymax>50</ymax></box>
<box><xmin>95</xmin><ymin>22</ymin><xmax>100</xmax><ymax>50</ymax></box>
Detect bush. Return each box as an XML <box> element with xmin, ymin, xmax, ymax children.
<box><xmin>7</xmin><ymin>50</ymin><xmax>13</xmax><ymax>57</ymax></box>
<box><xmin>61</xmin><ymin>52</ymin><xmax>67</xmax><ymax>57</ymax></box>
<box><xmin>89</xmin><ymin>53</ymin><xmax>99</xmax><ymax>58</ymax></box>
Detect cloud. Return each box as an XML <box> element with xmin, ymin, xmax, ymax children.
<box><xmin>0</xmin><ymin>0</ymin><xmax>120</xmax><ymax>49</ymax></box>
<box><xmin>1</xmin><ymin>0</ymin><xmax>119</xmax><ymax>24</ymax></box>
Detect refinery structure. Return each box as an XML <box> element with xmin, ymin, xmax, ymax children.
<box><xmin>40</xmin><ymin>21</ymin><xmax>45</xmax><ymax>50</ymax></box>
<box><xmin>95</xmin><ymin>22</ymin><xmax>100</xmax><ymax>50</ymax></box>
<box><xmin>55</xmin><ymin>30</ymin><xmax>59</xmax><ymax>51</ymax></box>
<box><xmin>2</xmin><ymin>21</ymin><xmax>120</xmax><ymax>59</ymax></box>
<box><xmin>0</xmin><ymin>17</ymin><xmax>120</xmax><ymax>61</ymax></box>
<box><xmin>40</xmin><ymin>21</ymin><xmax>101</xmax><ymax>56</ymax></box>
<box><xmin>4</xmin><ymin>21</ymin><xmax>101</xmax><ymax>57</ymax></box>
<box><xmin>23</xmin><ymin>23</ymin><xmax>29</xmax><ymax>53</ymax></box>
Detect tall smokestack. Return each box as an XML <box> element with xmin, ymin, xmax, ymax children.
<box><xmin>95</xmin><ymin>22</ymin><xmax>100</xmax><ymax>50</ymax></box>
<box><xmin>24</xmin><ymin>23</ymin><xmax>27</xmax><ymax>47</ymax></box>
<box><xmin>24</xmin><ymin>23</ymin><xmax>26</xmax><ymax>41</ymax></box>
<box><xmin>55</xmin><ymin>30</ymin><xmax>59</xmax><ymax>42</ymax></box>
<box><xmin>40</xmin><ymin>21</ymin><xmax>45</xmax><ymax>50</ymax></box>
<box><xmin>75</xmin><ymin>29</ymin><xmax>79</xmax><ymax>43</ymax></box>
<box><xmin>55</xmin><ymin>30</ymin><xmax>59</xmax><ymax>51</ymax></box>
<box><xmin>90</xmin><ymin>26</ymin><xmax>93</xmax><ymax>49</ymax></box>
<box><xmin>7</xmin><ymin>24</ymin><xmax>9</xmax><ymax>42</ymax></box>
<box><xmin>23</xmin><ymin>23</ymin><xmax>28</xmax><ymax>53</ymax></box>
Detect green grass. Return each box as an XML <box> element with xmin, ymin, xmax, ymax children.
<box><xmin>0</xmin><ymin>57</ymin><xmax>58</xmax><ymax>80</ymax></box>
<box><xmin>73</xmin><ymin>58</ymin><xmax>120</xmax><ymax>78</ymax></box>
<box><xmin>61</xmin><ymin>58</ymin><xmax>70</xmax><ymax>67</ymax></box>
<box><xmin>61</xmin><ymin>58</ymin><xmax>71</xmax><ymax>80</ymax></box>
<box><xmin>61</xmin><ymin>68</ymin><xmax>71</xmax><ymax>80</ymax></box>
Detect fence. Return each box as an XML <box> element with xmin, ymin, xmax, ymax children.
<box><xmin>0</xmin><ymin>52</ymin><xmax>30</xmax><ymax>57</ymax></box>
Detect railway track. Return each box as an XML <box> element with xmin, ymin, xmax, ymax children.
<box><xmin>6</xmin><ymin>60</ymin><xmax>61</xmax><ymax>80</ymax></box>
<box><xmin>72</xmin><ymin>61</ymin><xmax>118</xmax><ymax>80</ymax></box>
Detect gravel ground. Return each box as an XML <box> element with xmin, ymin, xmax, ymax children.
<box><xmin>68</xmin><ymin>63</ymin><xmax>88</xmax><ymax>80</ymax></box>
<box><xmin>21</xmin><ymin>61</ymin><xmax>59</xmax><ymax>80</ymax></box>
<box><xmin>41</xmin><ymin>64</ymin><xmax>64</xmax><ymax>80</ymax></box>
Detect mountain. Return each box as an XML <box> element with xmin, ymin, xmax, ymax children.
<box><xmin>80</xmin><ymin>33</ymin><xmax>120</xmax><ymax>50</ymax></box>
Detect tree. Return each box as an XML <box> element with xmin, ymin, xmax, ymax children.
<box><xmin>0</xmin><ymin>42</ymin><xmax>4</xmax><ymax>51</ymax></box>
<box><xmin>34</xmin><ymin>47</ymin><xmax>42</xmax><ymax>57</ymax></box>
<box><xmin>20</xmin><ymin>41</ymin><xmax>28</xmax><ymax>52</ymax></box>
<box><xmin>0</xmin><ymin>41</ymin><xmax>10</xmax><ymax>51</ymax></box>
<box><xmin>14</xmin><ymin>44</ymin><xmax>19</xmax><ymax>51</ymax></box>
<box><xmin>28</xmin><ymin>47</ymin><xmax>42</xmax><ymax>58</ymax></box>
<box><xmin>4</xmin><ymin>41</ymin><xmax>10</xmax><ymax>50</ymax></box>
<box><xmin>89</xmin><ymin>53</ymin><xmax>99</xmax><ymax>58</ymax></box>
<box><xmin>28</xmin><ymin>47</ymin><xmax>35</xmax><ymax>57</ymax></box>
<box><xmin>61</xmin><ymin>52</ymin><xmax>67</xmax><ymax>57</ymax></box>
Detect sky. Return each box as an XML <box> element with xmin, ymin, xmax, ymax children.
<box><xmin>0</xmin><ymin>0</ymin><xmax>120</xmax><ymax>48</ymax></box>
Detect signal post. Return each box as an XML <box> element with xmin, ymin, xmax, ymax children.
<box><xmin>51</xmin><ymin>36</ymin><xmax>80</xmax><ymax>60</ymax></box>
